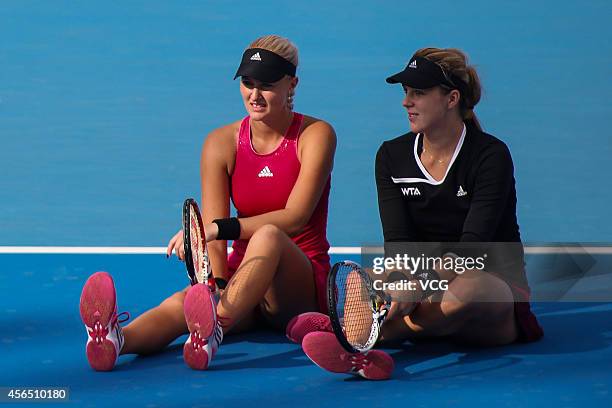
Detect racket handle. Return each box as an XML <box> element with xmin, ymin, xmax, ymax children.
<box><xmin>214</xmin><ymin>277</ymin><xmax>228</xmax><ymax>290</ymax></box>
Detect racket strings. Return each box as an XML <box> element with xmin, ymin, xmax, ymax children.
<box><xmin>337</xmin><ymin>265</ymin><xmax>376</xmax><ymax>349</ymax></box>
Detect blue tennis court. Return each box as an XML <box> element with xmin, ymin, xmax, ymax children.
<box><xmin>1</xmin><ymin>0</ymin><xmax>611</xmax><ymax>406</ymax></box>
<box><xmin>1</xmin><ymin>252</ymin><xmax>612</xmax><ymax>406</ymax></box>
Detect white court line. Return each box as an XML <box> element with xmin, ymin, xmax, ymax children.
<box><xmin>0</xmin><ymin>246</ymin><xmax>611</xmax><ymax>254</ymax></box>
<box><xmin>524</xmin><ymin>247</ymin><xmax>612</xmax><ymax>255</ymax></box>
<box><xmin>0</xmin><ymin>247</ymin><xmax>169</xmax><ymax>254</ymax></box>
<box><xmin>0</xmin><ymin>246</ymin><xmax>360</xmax><ymax>255</ymax></box>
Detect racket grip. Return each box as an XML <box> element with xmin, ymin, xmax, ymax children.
<box><xmin>214</xmin><ymin>277</ymin><xmax>228</xmax><ymax>290</ymax></box>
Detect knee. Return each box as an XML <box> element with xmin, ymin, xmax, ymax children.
<box><xmin>450</xmin><ymin>281</ymin><xmax>489</xmax><ymax>306</ymax></box>
<box><xmin>250</xmin><ymin>224</ymin><xmax>285</xmax><ymax>247</ymax></box>
<box><xmin>443</xmin><ymin>281</ymin><xmax>514</xmax><ymax>325</ymax></box>
<box><xmin>449</xmin><ymin>272</ymin><xmax>514</xmax><ymax>304</ymax></box>
<box><xmin>159</xmin><ymin>288</ymin><xmax>188</xmax><ymax>311</ymax></box>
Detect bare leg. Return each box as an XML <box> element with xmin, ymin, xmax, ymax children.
<box><xmin>121</xmin><ymin>287</ymin><xmax>190</xmax><ymax>355</ymax></box>
<box><xmin>380</xmin><ymin>269</ymin><xmax>518</xmax><ymax>346</ymax></box>
<box><xmin>122</xmin><ymin>224</ymin><xmax>318</xmax><ymax>355</ymax></box>
<box><xmin>218</xmin><ymin>224</ymin><xmax>319</xmax><ymax>332</ymax></box>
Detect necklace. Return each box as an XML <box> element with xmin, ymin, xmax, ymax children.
<box><xmin>421</xmin><ymin>148</ymin><xmax>448</xmax><ymax>165</ymax></box>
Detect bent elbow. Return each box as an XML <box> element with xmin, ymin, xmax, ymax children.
<box><xmin>286</xmin><ymin>214</ymin><xmax>310</xmax><ymax>237</ymax></box>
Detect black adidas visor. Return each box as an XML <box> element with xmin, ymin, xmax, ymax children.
<box><xmin>386</xmin><ymin>56</ymin><xmax>458</xmax><ymax>90</ymax></box>
<box><xmin>234</xmin><ymin>48</ymin><xmax>296</xmax><ymax>83</ymax></box>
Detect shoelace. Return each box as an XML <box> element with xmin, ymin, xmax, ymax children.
<box><xmin>88</xmin><ymin>311</ymin><xmax>130</xmax><ymax>344</ymax></box>
<box><xmin>340</xmin><ymin>352</ymin><xmax>370</xmax><ymax>372</ymax></box>
<box><xmin>313</xmin><ymin>316</ymin><xmax>331</xmax><ymax>331</ymax></box>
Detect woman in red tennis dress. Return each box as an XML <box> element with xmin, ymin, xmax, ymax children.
<box><xmin>79</xmin><ymin>35</ymin><xmax>336</xmax><ymax>371</ymax></box>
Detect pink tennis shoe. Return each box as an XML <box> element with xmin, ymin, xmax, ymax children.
<box><xmin>302</xmin><ymin>331</ymin><xmax>394</xmax><ymax>380</ymax></box>
<box><xmin>286</xmin><ymin>312</ymin><xmax>333</xmax><ymax>343</ymax></box>
<box><xmin>79</xmin><ymin>271</ymin><xmax>129</xmax><ymax>371</ymax></box>
<box><xmin>183</xmin><ymin>283</ymin><xmax>223</xmax><ymax>370</ymax></box>
<box><xmin>287</xmin><ymin>312</ymin><xmax>394</xmax><ymax>380</ymax></box>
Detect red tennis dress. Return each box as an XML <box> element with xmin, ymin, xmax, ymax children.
<box><xmin>227</xmin><ymin>113</ymin><xmax>331</xmax><ymax>313</ymax></box>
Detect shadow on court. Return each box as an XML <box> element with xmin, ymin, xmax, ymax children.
<box><xmin>384</xmin><ymin>303</ymin><xmax>612</xmax><ymax>381</ymax></box>
<box><xmin>105</xmin><ymin>302</ymin><xmax>612</xmax><ymax>381</ymax></box>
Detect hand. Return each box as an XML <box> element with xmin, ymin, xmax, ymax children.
<box><xmin>166</xmin><ymin>229</ymin><xmax>185</xmax><ymax>260</ymax></box>
<box><xmin>386</xmin><ymin>300</ymin><xmax>416</xmax><ymax>320</ymax></box>
<box><xmin>383</xmin><ymin>276</ymin><xmax>421</xmax><ymax>320</ymax></box>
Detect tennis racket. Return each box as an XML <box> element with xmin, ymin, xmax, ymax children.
<box><xmin>327</xmin><ymin>260</ymin><xmax>391</xmax><ymax>353</ymax></box>
<box><xmin>182</xmin><ymin>198</ymin><xmax>215</xmax><ymax>290</ymax></box>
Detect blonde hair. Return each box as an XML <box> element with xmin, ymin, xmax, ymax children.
<box><xmin>248</xmin><ymin>35</ymin><xmax>299</xmax><ymax>67</ymax></box>
<box><xmin>414</xmin><ymin>47</ymin><xmax>483</xmax><ymax>131</ymax></box>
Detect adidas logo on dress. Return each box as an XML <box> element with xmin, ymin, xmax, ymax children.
<box><xmin>456</xmin><ymin>185</ymin><xmax>467</xmax><ymax>197</ymax></box>
<box><xmin>258</xmin><ymin>166</ymin><xmax>273</xmax><ymax>178</ymax></box>
<box><xmin>409</xmin><ymin>60</ymin><xmax>417</xmax><ymax>69</ymax></box>
<box><xmin>250</xmin><ymin>52</ymin><xmax>262</xmax><ymax>61</ymax></box>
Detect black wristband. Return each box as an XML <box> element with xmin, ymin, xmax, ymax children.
<box><xmin>212</xmin><ymin>217</ymin><xmax>241</xmax><ymax>240</ymax></box>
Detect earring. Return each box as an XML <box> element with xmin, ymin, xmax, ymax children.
<box><xmin>287</xmin><ymin>90</ymin><xmax>295</xmax><ymax>111</ymax></box>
